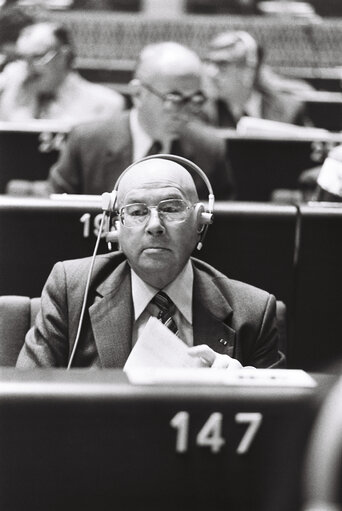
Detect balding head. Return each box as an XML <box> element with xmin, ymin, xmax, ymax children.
<box><xmin>117</xmin><ymin>158</ymin><xmax>199</xmax><ymax>208</ymax></box>
<box><xmin>130</xmin><ymin>42</ymin><xmax>205</xmax><ymax>141</ymax></box>
<box><xmin>136</xmin><ymin>42</ymin><xmax>203</xmax><ymax>83</ymax></box>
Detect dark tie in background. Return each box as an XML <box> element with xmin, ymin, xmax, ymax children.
<box><xmin>145</xmin><ymin>140</ymin><xmax>162</xmax><ymax>156</ymax></box>
<box><xmin>34</xmin><ymin>92</ymin><xmax>56</xmax><ymax>119</ymax></box>
<box><xmin>151</xmin><ymin>291</ymin><xmax>179</xmax><ymax>335</ymax></box>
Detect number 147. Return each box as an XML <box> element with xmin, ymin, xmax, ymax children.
<box><xmin>170</xmin><ymin>411</ymin><xmax>262</xmax><ymax>454</ymax></box>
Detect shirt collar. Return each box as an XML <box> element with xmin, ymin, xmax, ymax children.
<box><xmin>131</xmin><ymin>260</ymin><xmax>194</xmax><ymax>324</ymax></box>
<box><xmin>129</xmin><ymin>108</ymin><xmax>153</xmax><ymax>161</ymax></box>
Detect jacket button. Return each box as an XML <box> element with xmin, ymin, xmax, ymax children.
<box><xmin>219</xmin><ymin>338</ymin><xmax>228</xmax><ymax>346</ymax></box>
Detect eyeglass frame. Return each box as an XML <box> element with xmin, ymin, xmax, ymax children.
<box><xmin>118</xmin><ymin>198</ymin><xmax>196</xmax><ymax>228</ymax></box>
<box><xmin>16</xmin><ymin>48</ymin><xmax>60</xmax><ymax>67</ymax></box>
<box><xmin>140</xmin><ymin>81</ymin><xmax>207</xmax><ymax>110</ymax></box>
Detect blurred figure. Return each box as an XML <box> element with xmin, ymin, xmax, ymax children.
<box><xmin>0</xmin><ymin>5</ymin><xmax>34</xmax><ymax>72</ymax></box>
<box><xmin>203</xmin><ymin>30</ymin><xmax>312</xmax><ymax>128</ymax></box>
<box><xmin>297</xmin><ymin>145</ymin><xmax>342</xmax><ymax>202</ymax></box>
<box><xmin>47</xmin><ymin>41</ymin><xmax>234</xmax><ymax>199</ymax></box>
<box><xmin>0</xmin><ymin>21</ymin><xmax>125</xmax><ymax>123</ymax></box>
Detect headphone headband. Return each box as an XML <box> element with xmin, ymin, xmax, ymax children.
<box><xmin>102</xmin><ymin>153</ymin><xmax>215</xmax><ymax>251</ymax></box>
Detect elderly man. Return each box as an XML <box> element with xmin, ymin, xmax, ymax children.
<box><xmin>17</xmin><ymin>157</ymin><xmax>283</xmax><ymax>369</ymax></box>
<box><xmin>0</xmin><ymin>21</ymin><xmax>125</xmax><ymax>123</ymax></box>
<box><xmin>47</xmin><ymin>41</ymin><xmax>234</xmax><ymax>200</ymax></box>
<box><xmin>203</xmin><ymin>30</ymin><xmax>311</xmax><ymax>128</ymax></box>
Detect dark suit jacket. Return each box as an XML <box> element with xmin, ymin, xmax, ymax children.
<box><xmin>48</xmin><ymin>110</ymin><xmax>235</xmax><ymax>200</ymax></box>
<box><xmin>16</xmin><ymin>252</ymin><xmax>283</xmax><ymax>369</ymax></box>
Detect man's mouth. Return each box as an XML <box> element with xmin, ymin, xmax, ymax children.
<box><xmin>143</xmin><ymin>247</ymin><xmax>170</xmax><ymax>253</ymax></box>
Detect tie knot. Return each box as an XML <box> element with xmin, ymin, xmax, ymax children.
<box><xmin>152</xmin><ymin>291</ymin><xmax>176</xmax><ymax>318</ymax></box>
<box><xmin>151</xmin><ymin>291</ymin><xmax>179</xmax><ymax>335</ymax></box>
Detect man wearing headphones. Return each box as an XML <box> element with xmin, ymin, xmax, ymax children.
<box><xmin>17</xmin><ymin>156</ymin><xmax>283</xmax><ymax>369</ymax></box>
<box><xmin>46</xmin><ymin>41</ymin><xmax>234</xmax><ymax>200</ymax></box>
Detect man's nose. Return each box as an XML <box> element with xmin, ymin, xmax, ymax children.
<box><xmin>145</xmin><ymin>208</ymin><xmax>165</xmax><ymax>235</ymax></box>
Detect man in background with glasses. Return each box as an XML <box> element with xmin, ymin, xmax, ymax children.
<box><xmin>203</xmin><ymin>30</ymin><xmax>312</xmax><ymax>128</ymax></box>
<box><xmin>17</xmin><ymin>157</ymin><xmax>283</xmax><ymax>369</ymax></box>
<box><xmin>47</xmin><ymin>41</ymin><xmax>234</xmax><ymax>200</ymax></box>
<box><xmin>0</xmin><ymin>21</ymin><xmax>125</xmax><ymax>123</ymax></box>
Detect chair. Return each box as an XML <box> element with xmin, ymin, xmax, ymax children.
<box><xmin>276</xmin><ymin>300</ymin><xmax>287</xmax><ymax>359</ymax></box>
<box><xmin>0</xmin><ymin>295</ymin><xmax>40</xmax><ymax>366</ymax></box>
<box><xmin>0</xmin><ymin>296</ymin><xmax>287</xmax><ymax>367</ymax></box>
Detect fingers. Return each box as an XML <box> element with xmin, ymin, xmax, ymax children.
<box><xmin>187</xmin><ymin>345</ymin><xmax>243</xmax><ymax>370</ymax></box>
<box><xmin>187</xmin><ymin>345</ymin><xmax>216</xmax><ymax>367</ymax></box>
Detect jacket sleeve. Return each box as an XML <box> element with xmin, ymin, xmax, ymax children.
<box><xmin>249</xmin><ymin>294</ymin><xmax>286</xmax><ymax>368</ymax></box>
<box><xmin>16</xmin><ymin>262</ymin><xmax>70</xmax><ymax>368</ymax></box>
<box><xmin>48</xmin><ymin>127</ymin><xmax>84</xmax><ymax>194</ymax></box>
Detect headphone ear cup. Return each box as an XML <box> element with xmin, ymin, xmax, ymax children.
<box><xmin>194</xmin><ymin>203</ymin><xmax>206</xmax><ymax>233</ymax></box>
<box><xmin>106</xmin><ymin>217</ymin><xmax>120</xmax><ymax>244</ymax></box>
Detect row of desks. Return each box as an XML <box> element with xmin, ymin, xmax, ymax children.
<box><xmin>0</xmin><ymin>197</ymin><xmax>341</xmax><ymax>371</ymax></box>
<box><xmin>2</xmin><ymin>123</ymin><xmax>342</xmax><ymax>200</ymax></box>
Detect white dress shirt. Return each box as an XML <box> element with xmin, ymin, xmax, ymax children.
<box><xmin>131</xmin><ymin>260</ymin><xmax>194</xmax><ymax>347</ymax></box>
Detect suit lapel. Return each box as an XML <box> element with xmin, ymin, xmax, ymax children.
<box><xmin>89</xmin><ymin>260</ymin><xmax>133</xmax><ymax>368</ymax></box>
<box><xmin>103</xmin><ymin>113</ymin><xmax>133</xmax><ymax>187</ymax></box>
<box><xmin>193</xmin><ymin>264</ymin><xmax>236</xmax><ymax>358</ymax></box>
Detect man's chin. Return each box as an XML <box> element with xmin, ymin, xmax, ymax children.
<box><xmin>139</xmin><ymin>249</ymin><xmax>173</xmax><ymax>271</ymax></box>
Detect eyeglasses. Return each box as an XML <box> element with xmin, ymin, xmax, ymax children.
<box><xmin>119</xmin><ymin>199</ymin><xmax>194</xmax><ymax>228</ymax></box>
<box><xmin>17</xmin><ymin>48</ymin><xmax>59</xmax><ymax>67</ymax></box>
<box><xmin>141</xmin><ymin>82</ymin><xmax>207</xmax><ymax>110</ymax></box>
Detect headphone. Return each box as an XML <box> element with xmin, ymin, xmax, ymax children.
<box><xmin>101</xmin><ymin>154</ymin><xmax>215</xmax><ymax>251</ymax></box>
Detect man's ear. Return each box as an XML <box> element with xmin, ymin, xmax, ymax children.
<box><xmin>128</xmin><ymin>78</ymin><xmax>142</xmax><ymax>107</ymax></box>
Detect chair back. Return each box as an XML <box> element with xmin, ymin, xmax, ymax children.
<box><xmin>0</xmin><ymin>296</ymin><xmax>40</xmax><ymax>366</ymax></box>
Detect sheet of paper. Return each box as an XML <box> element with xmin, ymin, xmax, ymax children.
<box><xmin>317</xmin><ymin>157</ymin><xmax>342</xmax><ymax>197</ymax></box>
<box><xmin>236</xmin><ymin>116</ymin><xmax>332</xmax><ymax>140</ymax></box>
<box><xmin>124</xmin><ymin>317</ymin><xmax>200</xmax><ymax>372</ymax></box>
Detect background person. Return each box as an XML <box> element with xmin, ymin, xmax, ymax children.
<box><xmin>16</xmin><ymin>157</ymin><xmax>283</xmax><ymax>369</ymax></box>
<box><xmin>203</xmin><ymin>30</ymin><xmax>312</xmax><ymax>128</ymax></box>
<box><xmin>0</xmin><ymin>21</ymin><xmax>125</xmax><ymax>123</ymax></box>
<box><xmin>0</xmin><ymin>5</ymin><xmax>35</xmax><ymax>73</ymax></box>
<box><xmin>47</xmin><ymin>41</ymin><xmax>235</xmax><ymax>199</ymax></box>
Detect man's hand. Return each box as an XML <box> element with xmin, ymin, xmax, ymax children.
<box><xmin>187</xmin><ymin>344</ymin><xmax>243</xmax><ymax>370</ymax></box>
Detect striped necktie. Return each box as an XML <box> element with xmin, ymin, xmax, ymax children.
<box><xmin>151</xmin><ymin>291</ymin><xmax>179</xmax><ymax>336</ymax></box>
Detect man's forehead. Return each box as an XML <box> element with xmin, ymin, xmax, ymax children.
<box><xmin>117</xmin><ymin>160</ymin><xmax>197</xmax><ymax>201</ymax></box>
<box><xmin>17</xmin><ymin>24</ymin><xmax>56</xmax><ymax>52</ymax></box>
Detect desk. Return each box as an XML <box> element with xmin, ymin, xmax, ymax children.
<box><xmin>0</xmin><ymin>369</ymin><xmax>332</xmax><ymax>511</ymax></box>
<box><xmin>293</xmin><ymin>204</ymin><xmax>342</xmax><ymax>370</ymax></box>
<box><xmin>0</xmin><ymin>121</ymin><xmax>69</xmax><ymax>193</ymax></box>
<box><xmin>222</xmin><ymin>133</ymin><xmax>342</xmax><ymax>201</ymax></box>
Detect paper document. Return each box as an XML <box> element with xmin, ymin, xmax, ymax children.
<box><xmin>236</xmin><ymin>116</ymin><xmax>332</xmax><ymax>140</ymax></box>
<box><xmin>124</xmin><ymin>317</ymin><xmax>200</xmax><ymax>372</ymax></box>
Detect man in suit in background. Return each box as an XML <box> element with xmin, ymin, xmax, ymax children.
<box><xmin>0</xmin><ymin>21</ymin><xmax>125</xmax><ymax>123</ymax></box>
<box><xmin>47</xmin><ymin>41</ymin><xmax>235</xmax><ymax>200</ymax></box>
<box><xmin>17</xmin><ymin>157</ymin><xmax>283</xmax><ymax>368</ymax></box>
<box><xmin>203</xmin><ymin>30</ymin><xmax>312</xmax><ymax>128</ymax></box>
